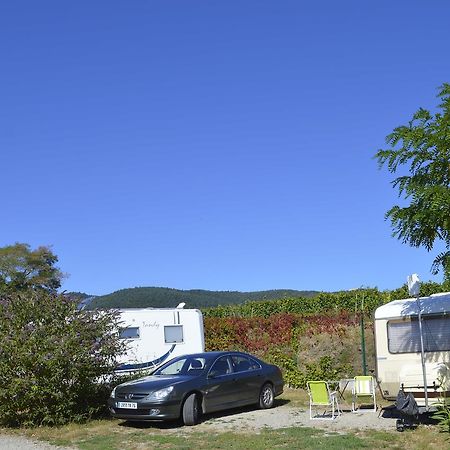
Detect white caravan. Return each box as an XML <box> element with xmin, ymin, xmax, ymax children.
<box><xmin>115</xmin><ymin>306</ymin><xmax>205</xmax><ymax>375</ymax></box>
<box><xmin>375</xmin><ymin>292</ymin><xmax>450</xmax><ymax>406</ymax></box>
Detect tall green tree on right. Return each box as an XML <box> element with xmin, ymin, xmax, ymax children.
<box><xmin>376</xmin><ymin>83</ymin><xmax>450</xmax><ymax>282</ymax></box>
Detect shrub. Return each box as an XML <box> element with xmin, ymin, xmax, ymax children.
<box><xmin>266</xmin><ymin>350</ymin><xmax>305</xmax><ymax>388</ymax></box>
<box><xmin>296</xmin><ymin>321</ymin><xmax>374</xmax><ymax>376</ymax></box>
<box><xmin>432</xmin><ymin>404</ymin><xmax>450</xmax><ymax>433</ymax></box>
<box><xmin>202</xmin><ymin>282</ymin><xmax>447</xmax><ymax>319</ymax></box>
<box><xmin>204</xmin><ymin>313</ymin><xmax>369</xmax><ymax>388</ymax></box>
<box><xmin>0</xmin><ymin>291</ymin><xmax>125</xmax><ymax>427</ymax></box>
<box><xmin>266</xmin><ymin>351</ymin><xmax>350</xmax><ymax>389</ymax></box>
<box><xmin>204</xmin><ymin>314</ymin><xmax>301</xmax><ymax>353</ymax></box>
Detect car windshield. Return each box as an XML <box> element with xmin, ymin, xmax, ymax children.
<box><xmin>154</xmin><ymin>357</ymin><xmax>207</xmax><ymax>376</ymax></box>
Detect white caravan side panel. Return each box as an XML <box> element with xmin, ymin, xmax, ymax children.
<box><xmin>116</xmin><ymin>308</ymin><xmax>205</xmax><ymax>374</ymax></box>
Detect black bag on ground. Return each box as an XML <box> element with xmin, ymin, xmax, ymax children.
<box><xmin>396</xmin><ymin>390</ymin><xmax>419</xmax><ymax>417</ymax></box>
<box><xmin>395</xmin><ymin>390</ymin><xmax>419</xmax><ymax>431</ymax></box>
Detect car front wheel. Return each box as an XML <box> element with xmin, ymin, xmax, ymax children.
<box><xmin>182</xmin><ymin>393</ymin><xmax>200</xmax><ymax>426</ymax></box>
<box><xmin>259</xmin><ymin>383</ymin><xmax>274</xmax><ymax>409</ymax></box>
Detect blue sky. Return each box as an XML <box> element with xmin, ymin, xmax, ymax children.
<box><xmin>1</xmin><ymin>1</ymin><xmax>449</xmax><ymax>295</ymax></box>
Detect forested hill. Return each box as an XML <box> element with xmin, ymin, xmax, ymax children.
<box><xmin>87</xmin><ymin>287</ymin><xmax>319</xmax><ymax>309</ymax></box>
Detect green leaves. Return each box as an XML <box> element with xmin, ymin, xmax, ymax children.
<box><xmin>0</xmin><ymin>291</ymin><xmax>125</xmax><ymax>427</ymax></box>
<box><xmin>431</xmin><ymin>404</ymin><xmax>450</xmax><ymax>433</ymax></box>
<box><xmin>0</xmin><ymin>243</ymin><xmax>64</xmax><ymax>294</ymax></box>
<box><xmin>375</xmin><ymin>83</ymin><xmax>450</xmax><ymax>280</ymax></box>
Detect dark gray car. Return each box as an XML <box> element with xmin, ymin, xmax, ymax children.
<box><xmin>108</xmin><ymin>351</ymin><xmax>284</xmax><ymax>425</ymax></box>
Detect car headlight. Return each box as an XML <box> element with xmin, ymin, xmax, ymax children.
<box><xmin>110</xmin><ymin>387</ymin><xmax>117</xmax><ymax>399</ymax></box>
<box><xmin>145</xmin><ymin>386</ymin><xmax>174</xmax><ymax>401</ymax></box>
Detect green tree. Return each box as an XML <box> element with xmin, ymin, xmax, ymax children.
<box><xmin>0</xmin><ymin>290</ymin><xmax>125</xmax><ymax>426</ymax></box>
<box><xmin>0</xmin><ymin>243</ymin><xmax>64</xmax><ymax>293</ymax></box>
<box><xmin>375</xmin><ymin>83</ymin><xmax>450</xmax><ymax>281</ymax></box>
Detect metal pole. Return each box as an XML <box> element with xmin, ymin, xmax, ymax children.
<box><xmin>416</xmin><ymin>295</ymin><xmax>429</xmax><ymax>409</ymax></box>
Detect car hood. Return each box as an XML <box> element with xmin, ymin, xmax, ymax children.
<box><xmin>116</xmin><ymin>375</ymin><xmax>193</xmax><ymax>393</ymax></box>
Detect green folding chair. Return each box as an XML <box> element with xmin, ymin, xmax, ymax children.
<box><xmin>352</xmin><ymin>376</ymin><xmax>376</xmax><ymax>412</ymax></box>
<box><xmin>307</xmin><ymin>381</ymin><xmax>341</xmax><ymax>420</ymax></box>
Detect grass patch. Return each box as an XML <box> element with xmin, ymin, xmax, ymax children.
<box><xmin>10</xmin><ymin>424</ymin><xmax>390</xmax><ymax>450</ymax></box>
<box><xmin>366</xmin><ymin>427</ymin><xmax>449</xmax><ymax>450</ymax></box>
<box><xmin>278</xmin><ymin>386</ymin><xmax>309</xmax><ymax>408</ymax></box>
<box><xmin>5</xmin><ymin>419</ymin><xmax>448</xmax><ymax>450</ymax></box>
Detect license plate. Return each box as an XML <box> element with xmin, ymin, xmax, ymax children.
<box><xmin>117</xmin><ymin>401</ymin><xmax>138</xmax><ymax>409</ymax></box>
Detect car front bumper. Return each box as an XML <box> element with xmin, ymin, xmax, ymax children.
<box><xmin>108</xmin><ymin>398</ymin><xmax>181</xmax><ymax>421</ymax></box>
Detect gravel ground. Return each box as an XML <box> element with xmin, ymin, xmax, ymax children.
<box><xmin>184</xmin><ymin>402</ymin><xmax>399</xmax><ymax>434</ymax></box>
<box><xmin>118</xmin><ymin>401</ymin><xmax>401</xmax><ymax>436</ymax></box>
<box><xmin>0</xmin><ymin>434</ymin><xmax>72</xmax><ymax>450</ymax></box>
<box><xmin>0</xmin><ymin>403</ymin><xmax>400</xmax><ymax>449</ymax></box>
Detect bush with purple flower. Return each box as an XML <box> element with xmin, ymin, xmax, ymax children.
<box><xmin>0</xmin><ymin>290</ymin><xmax>126</xmax><ymax>427</ymax></box>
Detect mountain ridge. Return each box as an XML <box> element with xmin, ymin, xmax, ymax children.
<box><xmin>85</xmin><ymin>286</ymin><xmax>319</xmax><ymax>309</ymax></box>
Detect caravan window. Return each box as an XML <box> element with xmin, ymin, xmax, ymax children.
<box><xmin>387</xmin><ymin>315</ymin><xmax>450</xmax><ymax>353</ymax></box>
<box><xmin>164</xmin><ymin>325</ymin><xmax>184</xmax><ymax>343</ymax></box>
<box><xmin>120</xmin><ymin>327</ymin><xmax>140</xmax><ymax>339</ymax></box>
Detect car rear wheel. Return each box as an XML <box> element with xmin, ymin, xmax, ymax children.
<box><xmin>259</xmin><ymin>383</ymin><xmax>274</xmax><ymax>409</ymax></box>
<box><xmin>182</xmin><ymin>393</ymin><xmax>200</xmax><ymax>426</ymax></box>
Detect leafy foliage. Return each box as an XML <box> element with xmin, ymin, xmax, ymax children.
<box><xmin>375</xmin><ymin>83</ymin><xmax>450</xmax><ymax>280</ymax></box>
<box><xmin>88</xmin><ymin>286</ymin><xmax>318</xmax><ymax>309</ymax></box>
<box><xmin>0</xmin><ymin>290</ymin><xmax>125</xmax><ymax>427</ymax></box>
<box><xmin>203</xmin><ymin>282</ymin><xmax>448</xmax><ymax>388</ymax></box>
<box><xmin>432</xmin><ymin>404</ymin><xmax>450</xmax><ymax>433</ymax></box>
<box><xmin>0</xmin><ymin>243</ymin><xmax>64</xmax><ymax>294</ymax></box>
<box><xmin>205</xmin><ymin>312</ymin><xmax>364</xmax><ymax>387</ymax></box>
<box><xmin>267</xmin><ymin>352</ymin><xmax>349</xmax><ymax>389</ymax></box>
<box><xmin>203</xmin><ymin>282</ymin><xmax>447</xmax><ymax>318</ymax></box>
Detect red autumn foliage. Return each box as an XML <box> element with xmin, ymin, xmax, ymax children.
<box><xmin>204</xmin><ymin>311</ymin><xmax>361</xmax><ymax>353</ymax></box>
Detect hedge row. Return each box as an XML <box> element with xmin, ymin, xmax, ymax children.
<box><xmin>204</xmin><ymin>312</ymin><xmax>359</xmax><ymax>353</ymax></box>
<box><xmin>202</xmin><ymin>282</ymin><xmax>447</xmax><ymax>318</ymax></box>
